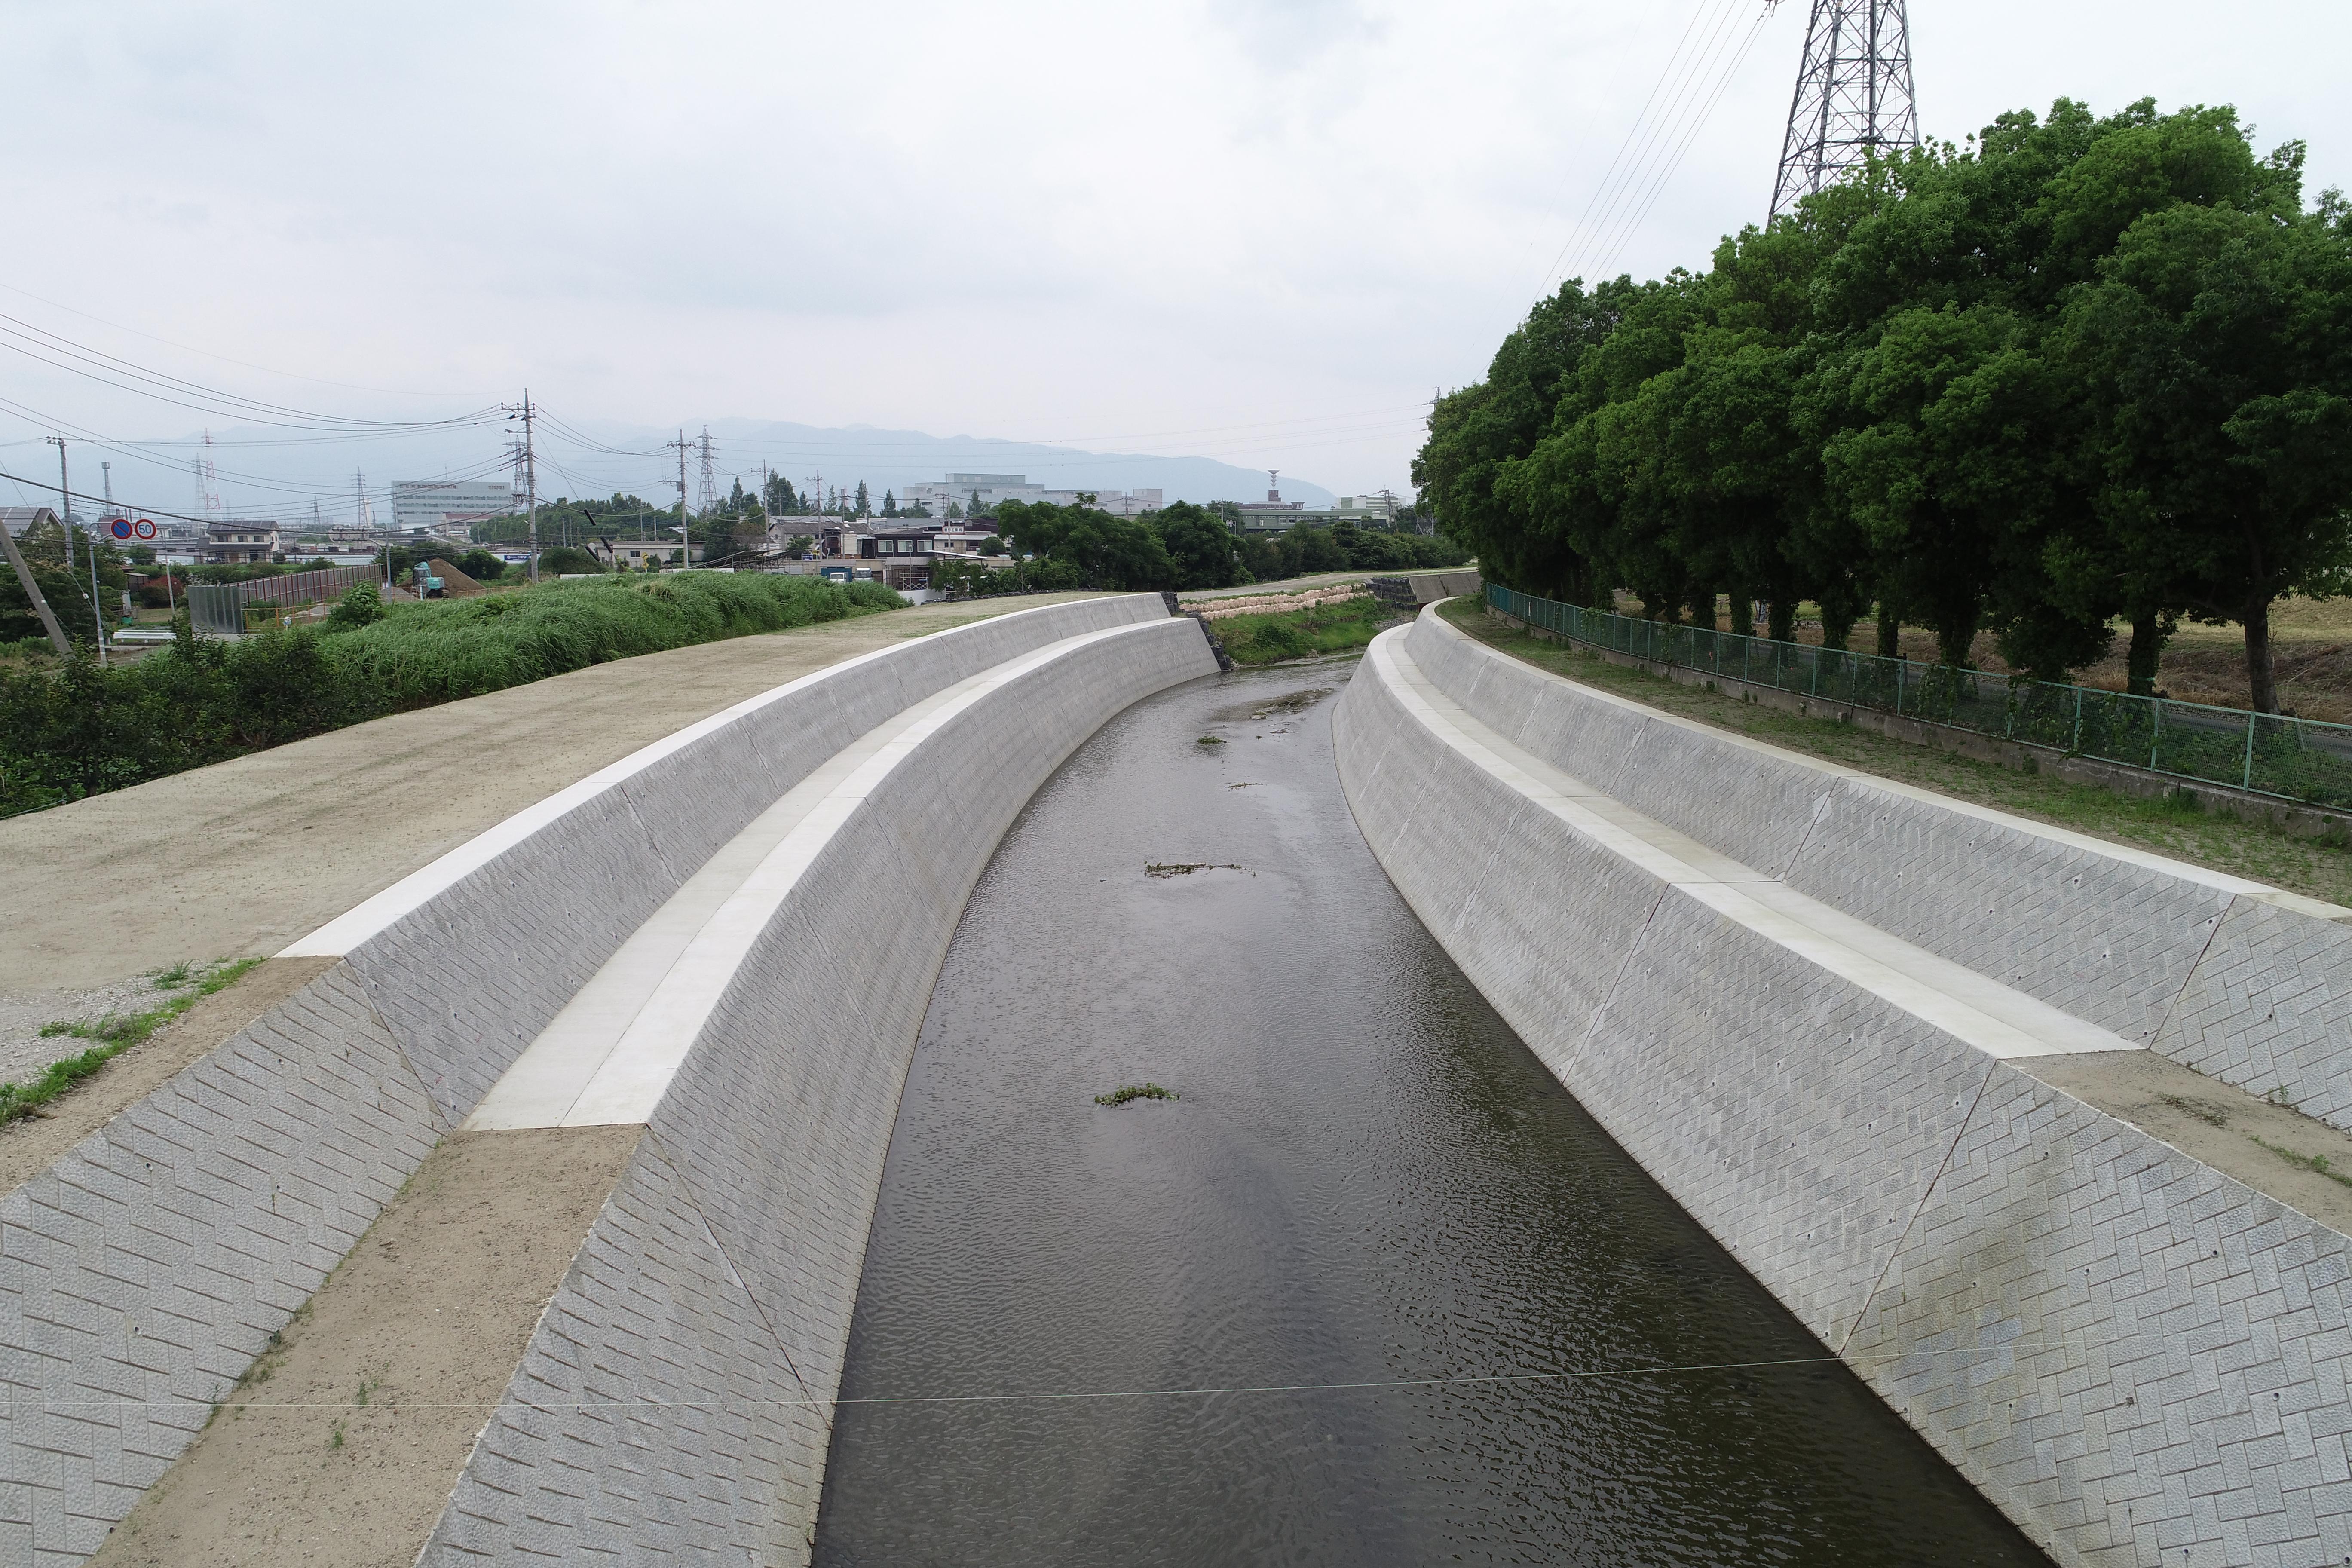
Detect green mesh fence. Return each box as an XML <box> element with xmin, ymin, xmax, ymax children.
<box><xmin>1484</xmin><ymin>585</ymin><xmax>2352</xmax><ymax>811</ymax></box>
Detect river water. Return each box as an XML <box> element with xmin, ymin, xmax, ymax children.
<box><xmin>812</xmin><ymin>658</ymin><xmax>2047</xmax><ymax>1567</ymax></box>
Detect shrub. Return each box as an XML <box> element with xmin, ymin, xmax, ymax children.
<box><xmin>0</xmin><ymin>572</ymin><xmax>906</xmax><ymax>816</ymax></box>
<box><xmin>326</xmin><ymin>583</ymin><xmax>385</xmax><ymax>631</ymax></box>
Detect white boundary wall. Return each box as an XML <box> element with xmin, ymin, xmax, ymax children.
<box><xmin>0</xmin><ymin>596</ymin><xmax>1211</xmax><ymax>1566</ymax></box>
<box><xmin>1334</xmin><ymin>609</ymin><xmax>2352</xmax><ymax>1568</ymax></box>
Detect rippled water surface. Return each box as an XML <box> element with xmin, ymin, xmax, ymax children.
<box><xmin>812</xmin><ymin>659</ymin><xmax>2047</xmax><ymax>1567</ymax></box>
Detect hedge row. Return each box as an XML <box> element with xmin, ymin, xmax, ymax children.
<box><xmin>0</xmin><ymin>572</ymin><xmax>903</xmax><ymax>818</ymax></box>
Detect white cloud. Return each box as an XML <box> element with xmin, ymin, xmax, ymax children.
<box><xmin>0</xmin><ymin>0</ymin><xmax>2344</xmax><ymax>507</ymax></box>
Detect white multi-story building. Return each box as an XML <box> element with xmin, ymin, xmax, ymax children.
<box><xmin>390</xmin><ymin>480</ymin><xmax>517</xmax><ymax>537</ymax></box>
<box><xmin>898</xmin><ymin>473</ymin><xmax>1163</xmax><ymax>518</ymax></box>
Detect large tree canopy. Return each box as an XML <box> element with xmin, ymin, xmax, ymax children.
<box><xmin>1419</xmin><ymin>97</ymin><xmax>2352</xmax><ymax>710</ymax></box>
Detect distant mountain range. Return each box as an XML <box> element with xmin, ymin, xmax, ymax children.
<box><xmin>18</xmin><ymin>416</ymin><xmax>1336</xmax><ymax>527</ymax></box>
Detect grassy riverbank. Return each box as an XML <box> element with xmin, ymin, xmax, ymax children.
<box><xmin>0</xmin><ymin>573</ymin><xmax>902</xmax><ymax>818</ymax></box>
<box><xmin>1209</xmin><ymin>592</ymin><xmax>1400</xmax><ymax>666</ymax></box>
<box><xmin>1443</xmin><ymin>599</ymin><xmax>2352</xmax><ymax>906</ymax></box>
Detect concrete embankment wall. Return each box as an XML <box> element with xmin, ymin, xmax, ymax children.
<box><xmin>0</xmin><ymin>595</ymin><xmax>1210</xmax><ymax>1565</ymax></box>
<box><xmin>419</xmin><ymin>614</ymin><xmax>1220</xmax><ymax>1561</ymax></box>
<box><xmin>1334</xmin><ymin>606</ymin><xmax>2352</xmax><ymax>1568</ymax></box>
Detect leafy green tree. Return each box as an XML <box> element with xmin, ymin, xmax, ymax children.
<box><xmin>455</xmin><ymin>549</ymin><xmax>505</xmax><ymax>581</ymax></box>
<box><xmin>854</xmin><ymin>480</ymin><xmax>871</xmax><ymax>517</ymax></box>
<box><xmin>1151</xmin><ymin>502</ymin><xmax>1244</xmax><ymax>589</ymax></box>
<box><xmin>995</xmin><ymin>500</ymin><xmax>1175</xmax><ymax>590</ymax></box>
<box><xmin>2061</xmin><ymin>201</ymin><xmax>2352</xmax><ymax>710</ymax></box>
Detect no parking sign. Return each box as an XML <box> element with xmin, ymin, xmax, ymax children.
<box><xmin>107</xmin><ymin>517</ymin><xmax>132</xmax><ymax>541</ymax></box>
<box><xmin>105</xmin><ymin>518</ymin><xmax>159</xmax><ymax>542</ymax></box>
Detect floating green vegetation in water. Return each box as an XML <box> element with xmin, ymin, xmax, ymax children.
<box><xmin>1095</xmin><ymin>1083</ymin><xmax>1178</xmax><ymax>1107</ymax></box>
<box><xmin>1145</xmin><ymin>862</ymin><xmax>1241</xmax><ymax>878</ymax></box>
<box><xmin>1196</xmin><ymin>735</ymin><xmax>1226</xmax><ymax>746</ymax></box>
<box><xmin>12</xmin><ymin>958</ymin><xmax>264</xmax><ymax>1124</ymax></box>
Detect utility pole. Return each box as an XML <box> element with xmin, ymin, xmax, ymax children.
<box><xmin>46</xmin><ymin>435</ymin><xmax>104</xmax><ymax>662</ymax></box>
<box><xmin>518</xmin><ymin>390</ymin><xmax>540</xmax><ymax>582</ymax></box>
<box><xmin>1770</xmin><ymin>0</ymin><xmax>1919</xmax><ymax>218</ymax></box>
<box><xmin>0</xmin><ymin>514</ymin><xmax>70</xmax><ymax>656</ymax></box>
<box><xmin>671</xmin><ymin>432</ymin><xmax>691</xmax><ymax>569</ymax></box>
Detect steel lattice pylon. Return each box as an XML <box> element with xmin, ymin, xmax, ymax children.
<box><xmin>1769</xmin><ymin>0</ymin><xmax>1918</xmax><ymax>219</ymax></box>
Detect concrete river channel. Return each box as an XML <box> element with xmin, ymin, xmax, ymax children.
<box><xmin>812</xmin><ymin>657</ymin><xmax>2048</xmax><ymax>1566</ymax></box>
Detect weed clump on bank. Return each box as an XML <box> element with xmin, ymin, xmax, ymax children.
<box><xmin>1094</xmin><ymin>1083</ymin><xmax>1178</xmax><ymax>1107</ymax></box>
<box><xmin>9</xmin><ymin>957</ymin><xmax>263</xmax><ymax>1124</ymax></box>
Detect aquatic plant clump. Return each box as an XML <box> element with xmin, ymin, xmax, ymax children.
<box><xmin>1093</xmin><ymin>1082</ymin><xmax>1178</xmax><ymax>1107</ymax></box>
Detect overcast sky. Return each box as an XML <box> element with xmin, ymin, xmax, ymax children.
<box><xmin>3</xmin><ymin>0</ymin><xmax>2347</xmax><ymax>512</ymax></box>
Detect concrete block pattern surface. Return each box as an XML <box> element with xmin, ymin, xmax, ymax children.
<box><xmin>420</xmin><ymin>617</ymin><xmax>1220</xmax><ymax>1565</ymax></box>
<box><xmin>1405</xmin><ymin>608</ymin><xmax>2352</xmax><ymax>1132</ymax></box>
<box><xmin>0</xmin><ymin>962</ymin><xmax>439</xmax><ymax>1564</ymax></box>
<box><xmin>1337</xmin><ymin>615</ymin><xmax>2352</xmax><ymax>1568</ymax></box>
<box><xmin>0</xmin><ymin>596</ymin><xmax>1188</xmax><ymax>1568</ymax></box>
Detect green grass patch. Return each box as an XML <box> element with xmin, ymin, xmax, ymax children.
<box><xmin>2252</xmin><ymin>1136</ymin><xmax>2352</xmax><ymax>1190</ymax></box>
<box><xmin>1</xmin><ymin>574</ymin><xmax>905</xmax><ymax>818</ymax></box>
<box><xmin>1445</xmin><ymin>599</ymin><xmax>2352</xmax><ymax>907</ymax></box>
<box><xmin>8</xmin><ymin>957</ymin><xmax>264</xmax><ymax>1124</ymax></box>
<box><xmin>1094</xmin><ymin>1082</ymin><xmax>1178</xmax><ymax>1106</ymax></box>
<box><xmin>1214</xmin><ymin>594</ymin><xmax>1398</xmax><ymax>666</ymax></box>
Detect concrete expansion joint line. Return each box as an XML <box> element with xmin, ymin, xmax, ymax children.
<box><xmin>641</xmin><ymin>1124</ymin><xmax>822</xmax><ymax>1409</ymax></box>
<box><xmin>1568</xmin><ymin>882</ymin><xmax>1672</xmax><ymax>1081</ymax></box>
<box><xmin>349</xmin><ymin>961</ymin><xmax>459</xmax><ymax>1136</ymax></box>
<box><xmin>1836</xmin><ymin>1059</ymin><xmax>1998</xmax><ymax>1359</ymax></box>
<box><xmin>2143</xmin><ymin>897</ymin><xmax>2238</xmax><ymax>1047</ymax></box>
<box><xmin>1783</xmin><ymin>785</ymin><xmax>1841</xmax><ymax>882</ymax></box>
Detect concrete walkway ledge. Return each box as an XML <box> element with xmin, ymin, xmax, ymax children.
<box><xmin>2</xmin><ymin>595</ymin><xmax>1219</xmax><ymax>1568</ymax></box>
<box><xmin>1334</xmin><ymin>605</ymin><xmax>2352</xmax><ymax>1568</ymax></box>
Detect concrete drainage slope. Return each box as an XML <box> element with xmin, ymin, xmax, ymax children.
<box><xmin>1334</xmin><ymin>603</ymin><xmax>2352</xmax><ymax>1568</ymax></box>
<box><xmin>0</xmin><ymin>595</ymin><xmax>1219</xmax><ymax>1566</ymax></box>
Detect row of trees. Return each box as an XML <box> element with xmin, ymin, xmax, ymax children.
<box><xmin>1416</xmin><ymin>99</ymin><xmax>2352</xmax><ymax>712</ymax></box>
<box><xmin>982</xmin><ymin>498</ymin><xmax>1467</xmax><ymax>593</ymax></box>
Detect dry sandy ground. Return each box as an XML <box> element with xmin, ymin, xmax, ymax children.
<box><xmin>0</xmin><ymin>594</ymin><xmax>1099</xmax><ymax>1019</ymax></box>
<box><xmin>86</xmin><ymin>1125</ymin><xmax>643</xmax><ymax>1568</ymax></box>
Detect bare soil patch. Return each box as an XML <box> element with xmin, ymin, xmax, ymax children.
<box><xmin>88</xmin><ymin>1124</ymin><xmax>642</xmax><ymax>1568</ymax></box>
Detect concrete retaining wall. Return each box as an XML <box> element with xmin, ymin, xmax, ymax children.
<box><xmin>1405</xmin><ymin>611</ymin><xmax>2352</xmax><ymax>1132</ymax></box>
<box><xmin>0</xmin><ymin>596</ymin><xmax>1206</xmax><ymax>1566</ymax></box>
<box><xmin>1335</xmin><ymin>610</ymin><xmax>2352</xmax><ymax>1568</ymax></box>
<box><xmin>420</xmin><ymin>617</ymin><xmax>1219</xmax><ymax>1562</ymax></box>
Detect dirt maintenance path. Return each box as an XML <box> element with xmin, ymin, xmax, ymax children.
<box><xmin>0</xmin><ymin>594</ymin><xmax>1102</xmax><ymax>1026</ymax></box>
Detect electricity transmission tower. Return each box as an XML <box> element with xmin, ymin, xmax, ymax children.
<box><xmin>1769</xmin><ymin>0</ymin><xmax>1918</xmax><ymax>219</ymax></box>
<box><xmin>694</xmin><ymin>427</ymin><xmax>719</xmax><ymax>517</ymax></box>
<box><xmin>193</xmin><ymin>429</ymin><xmax>224</xmax><ymax>520</ymax></box>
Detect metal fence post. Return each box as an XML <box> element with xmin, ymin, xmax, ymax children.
<box><xmin>2150</xmin><ymin>704</ymin><xmax>2162</xmax><ymax>772</ymax></box>
<box><xmin>2242</xmin><ymin>714</ymin><xmax>2258</xmax><ymax>793</ymax></box>
<box><xmin>2071</xmin><ymin>687</ymin><xmax>2083</xmax><ymax>753</ymax></box>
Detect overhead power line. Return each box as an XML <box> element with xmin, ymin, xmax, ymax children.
<box><xmin>1535</xmin><ymin>0</ymin><xmax>1779</xmax><ymax>298</ymax></box>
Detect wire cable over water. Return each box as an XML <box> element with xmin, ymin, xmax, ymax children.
<box><xmin>15</xmin><ymin>1345</ymin><xmax>2080</xmax><ymax>1414</ymax></box>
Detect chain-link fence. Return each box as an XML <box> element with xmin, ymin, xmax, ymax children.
<box><xmin>1485</xmin><ymin>584</ymin><xmax>2352</xmax><ymax>811</ymax></box>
